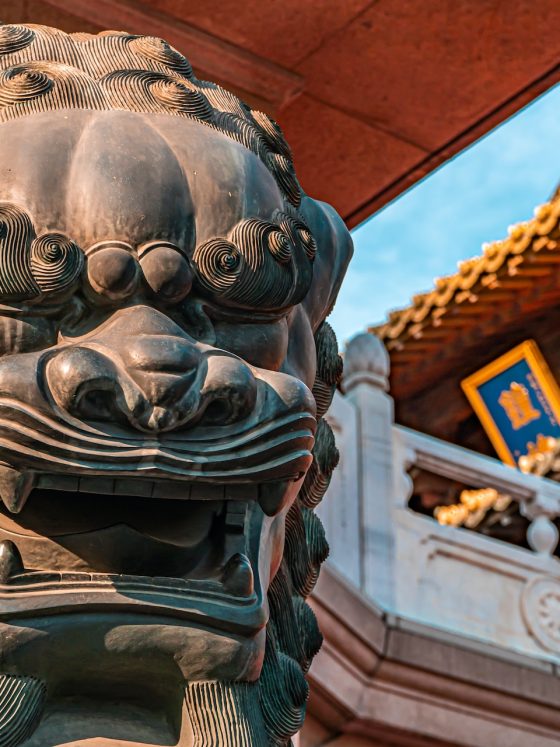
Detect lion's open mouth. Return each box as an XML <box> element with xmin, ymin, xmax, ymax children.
<box><xmin>0</xmin><ymin>475</ymin><xmax>299</xmax><ymax>634</ymax></box>
<box><xmin>0</xmin><ymin>380</ymin><xmax>315</xmax><ymax>633</ymax></box>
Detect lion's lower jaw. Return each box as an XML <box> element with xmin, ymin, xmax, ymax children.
<box><xmin>4</xmin><ymin>659</ymin><xmax>308</xmax><ymax>747</ymax></box>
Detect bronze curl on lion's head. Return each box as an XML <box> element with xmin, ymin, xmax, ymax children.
<box><xmin>0</xmin><ymin>22</ymin><xmax>352</xmax><ymax>747</ymax></box>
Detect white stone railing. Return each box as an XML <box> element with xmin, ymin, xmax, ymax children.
<box><xmin>320</xmin><ymin>332</ymin><xmax>560</xmax><ymax>664</ymax></box>
<box><xmin>396</xmin><ymin>424</ymin><xmax>560</xmax><ymax>556</ymax></box>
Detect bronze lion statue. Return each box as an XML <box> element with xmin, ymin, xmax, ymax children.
<box><xmin>0</xmin><ymin>22</ymin><xmax>352</xmax><ymax>747</ymax></box>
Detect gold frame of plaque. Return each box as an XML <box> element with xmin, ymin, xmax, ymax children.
<box><xmin>461</xmin><ymin>340</ymin><xmax>560</xmax><ymax>467</ymax></box>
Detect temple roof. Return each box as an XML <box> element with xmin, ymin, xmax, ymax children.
<box><xmin>372</xmin><ymin>194</ymin><xmax>560</xmax><ymax>398</ymax></box>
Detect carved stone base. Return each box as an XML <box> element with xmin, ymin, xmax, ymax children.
<box><xmin>13</xmin><ymin>678</ymin><xmax>295</xmax><ymax>746</ymax></box>
<box><xmin>0</xmin><ymin>675</ymin><xmax>45</xmax><ymax>747</ymax></box>
<box><xmin>186</xmin><ymin>681</ymin><xmax>268</xmax><ymax>746</ymax></box>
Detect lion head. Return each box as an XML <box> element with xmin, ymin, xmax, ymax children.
<box><xmin>0</xmin><ymin>23</ymin><xmax>351</xmax><ymax>747</ymax></box>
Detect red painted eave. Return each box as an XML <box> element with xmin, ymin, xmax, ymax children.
<box><xmin>7</xmin><ymin>0</ymin><xmax>560</xmax><ymax>228</ymax></box>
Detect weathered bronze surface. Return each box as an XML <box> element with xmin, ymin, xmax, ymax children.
<box><xmin>0</xmin><ymin>23</ymin><xmax>352</xmax><ymax>747</ymax></box>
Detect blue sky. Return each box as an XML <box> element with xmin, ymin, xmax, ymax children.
<box><xmin>329</xmin><ymin>83</ymin><xmax>560</xmax><ymax>348</ymax></box>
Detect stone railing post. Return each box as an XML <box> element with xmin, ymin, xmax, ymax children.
<box><xmin>343</xmin><ymin>332</ymin><xmax>396</xmax><ymax>608</ymax></box>
<box><xmin>521</xmin><ymin>485</ymin><xmax>560</xmax><ymax>556</ymax></box>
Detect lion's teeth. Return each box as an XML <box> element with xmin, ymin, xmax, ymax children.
<box><xmin>258</xmin><ymin>480</ymin><xmax>293</xmax><ymax>516</ymax></box>
<box><xmin>0</xmin><ymin>465</ymin><xmax>34</xmax><ymax>514</ymax></box>
<box><xmin>221</xmin><ymin>553</ymin><xmax>254</xmax><ymax>597</ymax></box>
<box><xmin>0</xmin><ymin>540</ymin><xmax>23</xmax><ymax>583</ymax></box>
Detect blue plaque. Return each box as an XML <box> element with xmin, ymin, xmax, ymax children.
<box><xmin>461</xmin><ymin>340</ymin><xmax>560</xmax><ymax>467</ymax></box>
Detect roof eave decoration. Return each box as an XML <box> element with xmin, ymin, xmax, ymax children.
<box><xmin>372</xmin><ymin>197</ymin><xmax>560</xmax><ymax>359</ymax></box>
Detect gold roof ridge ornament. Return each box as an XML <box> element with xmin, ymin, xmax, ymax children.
<box><xmin>371</xmin><ymin>195</ymin><xmax>560</xmax><ymax>358</ymax></box>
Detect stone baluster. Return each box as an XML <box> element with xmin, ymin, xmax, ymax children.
<box><xmin>521</xmin><ymin>488</ymin><xmax>560</xmax><ymax>556</ymax></box>
<box><xmin>343</xmin><ymin>332</ymin><xmax>396</xmax><ymax>608</ymax></box>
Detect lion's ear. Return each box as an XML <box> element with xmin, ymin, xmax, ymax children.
<box><xmin>298</xmin><ymin>195</ymin><xmax>353</xmax><ymax>331</ymax></box>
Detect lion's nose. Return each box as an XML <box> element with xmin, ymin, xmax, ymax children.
<box><xmin>121</xmin><ymin>335</ymin><xmax>202</xmax><ymax>408</ymax></box>
<box><xmin>45</xmin><ymin>307</ymin><xmax>258</xmax><ymax>433</ymax></box>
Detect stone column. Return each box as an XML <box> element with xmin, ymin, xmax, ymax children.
<box><xmin>343</xmin><ymin>333</ymin><xmax>396</xmax><ymax>609</ymax></box>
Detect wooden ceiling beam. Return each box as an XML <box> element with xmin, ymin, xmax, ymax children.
<box><xmin>450</xmin><ymin>304</ymin><xmax>496</xmax><ymax>316</ymax></box>
<box><xmin>346</xmin><ymin>63</ymin><xmax>560</xmax><ymax>229</ymax></box>
<box><xmin>494</xmin><ymin>279</ymin><xmax>535</xmax><ymax>290</ymax></box>
<box><xmin>391</xmin><ymin>342</ymin><xmax>445</xmax><ymax>354</ymax></box>
<box><xmin>387</xmin><ymin>281</ymin><xmax>560</xmax><ymax>361</ymax></box>
<box><xmin>472</xmin><ymin>291</ymin><xmax>516</xmax><ymax>303</ymax></box>
<box><xmin>531</xmin><ymin>253</ymin><xmax>560</xmax><ymax>264</ymax></box>
<box><xmin>433</xmin><ymin>318</ymin><xmax>472</xmax><ymax>328</ymax></box>
<box><xmin>515</xmin><ymin>265</ymin><xmax>555</xmax><ymax>276</ymax></box>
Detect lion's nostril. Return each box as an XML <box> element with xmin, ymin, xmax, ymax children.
<box><xmin>45</xmin><ymin>345</ymin><xmax>145</xmax><ymax>429</ymax></box>
<box><xmin>202</xmin><ymin>398</ymin><xmax>232</xmax><ymax>425</ymax></box>
<box><xmin>199</xmin><ymin>355</ymin><xmax>258</xmax><ymax>427</ymax></box>
<box><xmin>79</xmin><ymin>389</ymin><xmax>116</xmax><ymax>421</ymax></box>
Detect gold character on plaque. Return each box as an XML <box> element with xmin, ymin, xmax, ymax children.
<box><xmin>498</xmin><ymin>382</ymin><xmax>541</xmax><ymax>430</ymax></box>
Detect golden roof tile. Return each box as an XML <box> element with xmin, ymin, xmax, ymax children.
<box><xmin>372</xmin><ymin>194</ymin><xmax>560</xmax><ymax>347</ymax></box>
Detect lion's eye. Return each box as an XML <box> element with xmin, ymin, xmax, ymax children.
<box><xmin>86</xmin><ymin>241</ymin><xmax>139</xmax><ymax>301</ymax></box>
<box><xmin>138</xmin><ymin>241</ymin><xmax>193</xmax><ymax>303</ymax></box>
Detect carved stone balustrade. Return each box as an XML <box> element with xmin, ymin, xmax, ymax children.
<box><xmin>320</xmin><ymin>332</ymin><xmax>560</xmax><ymax>666</ymax></box>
